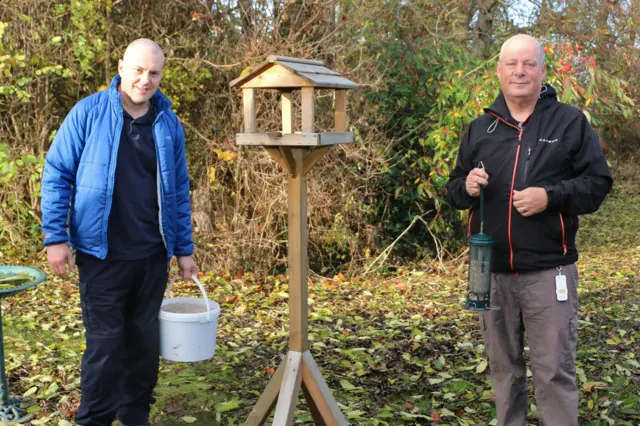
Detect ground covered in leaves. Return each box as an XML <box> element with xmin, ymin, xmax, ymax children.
<box><xmin>2</xmin><ymin>171</ymin><xmax>639</xmax><ymax>426</ymax></box>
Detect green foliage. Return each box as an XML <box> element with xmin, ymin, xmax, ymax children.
<box><xmin>542</xmin><ymin>41</ymin><xmax>635</xmax><ymax>125</ymax></box>
<box><xmin>161</xmin><ymin>64</ymin><xmax>213</xmax><ymax>115</ymax></box>
<box><xmin>0</xmin><ymin>144</ymin><xmax>45</xmax><ymax>256</ymax></box>
<box><xmin>0</xmin><ymin>19</ymin><xmax>74</xmax><ymax>99</ymax></box>
<box><xmin>538</xmin><ymin>0</ymin><xmax>640</xmax><ymax>154</ymax></box>
<box><xmin>65</xmin><ymin>0</ymin><xmax>107</xmax><ymax>77</ymax></box>
<box><xmin>318</xmin><ymin>212</ymin><xmax>358</xmax><ymax>265</ymax></box>
<box><xmin>353</xmin><ymin>33</ymin><xmax>497</xmax><ymax>258</ymax></box>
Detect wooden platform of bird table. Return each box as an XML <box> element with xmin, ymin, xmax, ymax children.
<box><xmin>230</xmin><ymin>55</ymin><xmax>358</xmax><ymax>426</ymax></box>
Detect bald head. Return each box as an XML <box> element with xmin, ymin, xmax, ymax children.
<box><xmin>123</xmin><ymin>38</ymin><xmax>165</xmax><ymax>65</ymax></box>
<box><xmin>118</xmin><ymin>39</ymin><xmax>165</xmax><ymax>107</ymax></box>
<box><xmin>499</xmin><ymin>34</ymin><xmax>544</xmax><ymax>65</ymax></box>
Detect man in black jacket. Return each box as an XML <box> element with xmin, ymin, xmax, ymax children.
<box><xmin>446</xmin><ymin>34</ymin><xmax>612</xmax><ymax>426</ymax></box>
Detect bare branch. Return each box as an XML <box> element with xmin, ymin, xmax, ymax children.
<box><xmin>363</xmin><ymin>212</ymin><xmax>432</xmax><ymax>275</ymax></box>
<box><xmin>167</xmin><ymin>57</ymin><xmax>242</xmax><ymax>69</ymax></box>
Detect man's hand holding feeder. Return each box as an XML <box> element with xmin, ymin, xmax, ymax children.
<box><xmin>466</xmin><ymin>168</ymin><xmax>489</xmax><ymax>197</ymax></box>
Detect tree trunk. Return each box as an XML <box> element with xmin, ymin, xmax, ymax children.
<box><xmin>471</xmin><ymin>0</ymin><xmax>495</xmax><ymax>58</ymax></box>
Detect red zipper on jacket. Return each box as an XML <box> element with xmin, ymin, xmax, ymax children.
<box><xmin>559</xmin><ymin>213</ymin><xmax>568</xmax><ymax>255</ymax></box>
<box><xmin>488</xmin><ymin>112</ymin><xmax>523</xmax><ymax>271</ymax></box>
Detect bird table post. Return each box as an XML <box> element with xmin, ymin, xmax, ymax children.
<box><xmin>230</xmin><ymin>55</ymin><xmax>358</xmax><ymax>426</ymax></box>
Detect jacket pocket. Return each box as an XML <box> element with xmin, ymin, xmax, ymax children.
<box><xmin>515</xmin><ymin>210</ymin><xmax>563</xmax><ymax>254</ymax></box>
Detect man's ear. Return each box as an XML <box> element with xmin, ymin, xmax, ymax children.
<box><xmin>118</xmin><ymin>59</ymin><xmax>124</xmax><ymax>75</ymax></box>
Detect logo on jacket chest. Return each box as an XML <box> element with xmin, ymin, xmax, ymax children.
<box><xmin>539</xmin><ymin>138</ymin><xmax>558</xmax><ymax>144</ymax></box>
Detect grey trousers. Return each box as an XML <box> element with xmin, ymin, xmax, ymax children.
<box><xmin>479</xmin><ymin>264</ymin><xmax>579</xmax><ymax>426</ymax></box>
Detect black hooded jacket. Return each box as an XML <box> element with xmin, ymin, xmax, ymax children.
<box><xmin>447</xmin><ymin>85</ymin><xmax>613</xmax><ymax>272</ymax></box>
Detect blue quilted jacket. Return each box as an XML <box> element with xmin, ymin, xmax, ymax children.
<box><xmin>41</xmin><ymin>75</ymin><xmax>194</xmax><ymax>260</ymax></box>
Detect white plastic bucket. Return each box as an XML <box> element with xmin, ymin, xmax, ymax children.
<box><xmin>159</xmin><ymin>274</ymin><xmax>220</xmax><ymax>362</ymax></box>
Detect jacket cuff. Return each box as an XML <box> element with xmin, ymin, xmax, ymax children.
<box><xmin>174</xmin><ymin>244</ymin><xmax>194</xmax><ymax>258</ymax></box>
<box><xmin>545</xmin><ymin>185</ymin><xmax>560</xmax><ymax>210</ymax></box>
<box><xmin>44</xmin><ymin>236</ymin><xmax>69</xmax><ymax>247</ymax></box>
<box><xmin>175</xmin><ymin>252</ymin><xmax>194</xmax><ymax>258</ymax></box>
<box><xmin>462</xmin><ymin>186</ymin><xmax>479</xmax><ymax>208</ymax></box>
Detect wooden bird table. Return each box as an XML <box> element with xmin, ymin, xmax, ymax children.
<box><xmin>231</xmin><ymin>56</ymin><xmax>358</xmax><ymax>426</ymax></box>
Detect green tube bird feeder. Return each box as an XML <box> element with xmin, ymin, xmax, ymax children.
<box><xmin>466</xmin><ymin>182</ymin><xmax>498</xmax><ymax>311</ymax></box>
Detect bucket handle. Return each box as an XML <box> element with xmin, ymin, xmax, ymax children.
<box><xmin>166</xmin><ymin>274</ymin><xmax>211</xmax><ymax>321</ymax></box>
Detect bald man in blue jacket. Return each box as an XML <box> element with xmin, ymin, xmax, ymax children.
<box><xmin>41</xmin><ymin>39</ymin><xmax>198</xmax><ymax>426</ymax></box>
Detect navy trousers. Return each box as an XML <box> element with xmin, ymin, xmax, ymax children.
<box><xmin>75</xmin><ymin>250</ymin><xmax>168</xmax><ymax>426</ymax></box>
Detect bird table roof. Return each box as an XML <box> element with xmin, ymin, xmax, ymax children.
<box><xmin>230</xmin><ymin>55</ymin><xmax>358</xmax><ymax>90</ymax></box>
